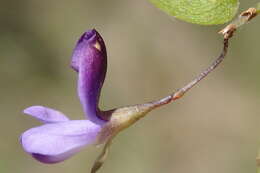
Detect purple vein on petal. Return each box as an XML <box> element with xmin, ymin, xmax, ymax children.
<box><xmin>71</xmin><ymin>29</ymin><xmax>107</xmax><ymax>124</ymax></box>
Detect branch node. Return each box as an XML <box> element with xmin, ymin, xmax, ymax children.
<box><xmin>218</xmin><ymin>24</ymin><xmax>236</xmax><ymax>39</ymax></box>
<box><xmin>240</xmin><ymin>8</ymin><xmax>258</xmax><ymax>21</ymax></box>
<box><xmin>219</xmin><ymin>7</ymin><xmax>258</xmax><ymax>39</ymax></box>
<box><xmin>173</xmin><ymin>89</ymin><xmax>185</xmax><ymax>100</ymax></box>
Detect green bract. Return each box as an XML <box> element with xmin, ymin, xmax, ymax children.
<box><xmin>149</xmin><ymin>0</ymin><xmax>240</xmax><ymax>25</ymax></box>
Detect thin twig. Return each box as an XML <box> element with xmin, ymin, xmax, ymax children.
<box><xmin>152</xmin><ymin>6</ymin><xmax>259</xmax><ymax>108</ymax></box>
<box><xmin>151</xmin><ymin>38</ymin><xmax>229</xmax><ymax>108</ymax></box>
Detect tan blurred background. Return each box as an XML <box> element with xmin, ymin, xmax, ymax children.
<box><xmin>1</xmin><ymin>0</ymin><xmax>260</xmax><ymax>173</ymax></box>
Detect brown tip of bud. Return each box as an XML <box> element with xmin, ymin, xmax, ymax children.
<box><xmin>240</xmin><ymin>8</ymin><xmax>258</xmax><ymax>21</ymax></box>
<box><xmin>218</xmin><ymin>24</ymin><xmax>237</xmax><ymax>39</ymax></box>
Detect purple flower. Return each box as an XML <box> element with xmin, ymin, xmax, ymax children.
<box><xmin>20</xmin><ymin>30</ymin><xmax>109</xmax><ymax>163</ymax></box>
<box><xmin>20</xmin><ymin>29</ymin><xmax>165</xmax><ymax>169</ymax></box>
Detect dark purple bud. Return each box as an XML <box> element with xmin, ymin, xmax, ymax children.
<box><xmin>71</xmin><ymin>29</ymin><xmax>107</xmax><ymax>124</ymax></box>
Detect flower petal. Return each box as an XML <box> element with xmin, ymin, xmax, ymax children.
<box><xmin>23</xmin><ymin>106</ymin><xmax>69</xmax><ymax>123</ymax></box>
<box><xmin>20</xmin><ymin>120</ymin><xmax>102</xmax><ymax>163</ymax></box>
<box><xmin>72</xmin><ymin>29</ymin><xmax>107</xmax><ymax>124</ymax></box>
<box><xmin>71</xmin><ymin>29</ymin><xmax>102</xmax><ymax>72</ymax></box>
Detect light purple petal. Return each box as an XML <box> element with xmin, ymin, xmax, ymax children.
<box><xmin>20</xmin><ymin>120</ymin><xmax>102</xmax><ymax>163</ymax></box>
<box><xmin>23</xmin><ymin>106</ymin><xmax>69</xmax><ymax>123</ymax></box>
<box><xmin>71</xmin><ymin>29</ymin><xmax>107</xmax><ymax>124</ymax></box>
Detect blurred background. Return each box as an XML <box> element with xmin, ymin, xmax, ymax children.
<box><xmin>1</xmin><ymin>0</ymin><xmax>260</xmax><ymax>173</ymax></box>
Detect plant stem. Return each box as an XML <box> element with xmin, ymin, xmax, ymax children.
<box><xmin>151</xmin><ymin>5</ymin><xmax>259</xmax><ymax>109</ymax></box>
<box><xmin>151</xmin><ymin>38</ymin><xmax>229</xmax><ymax>108</ymax></box>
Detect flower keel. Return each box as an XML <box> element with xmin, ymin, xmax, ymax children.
<box><xmin>20</xmin><ymin>120</ymin><xmax>102</xmax><ymax>163</ymax></box>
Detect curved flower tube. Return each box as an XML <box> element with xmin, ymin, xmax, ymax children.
<box><xmin>71</xmin><ymin>30</ymin><xmax>107</xmax><ymax>124</ymax></box>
